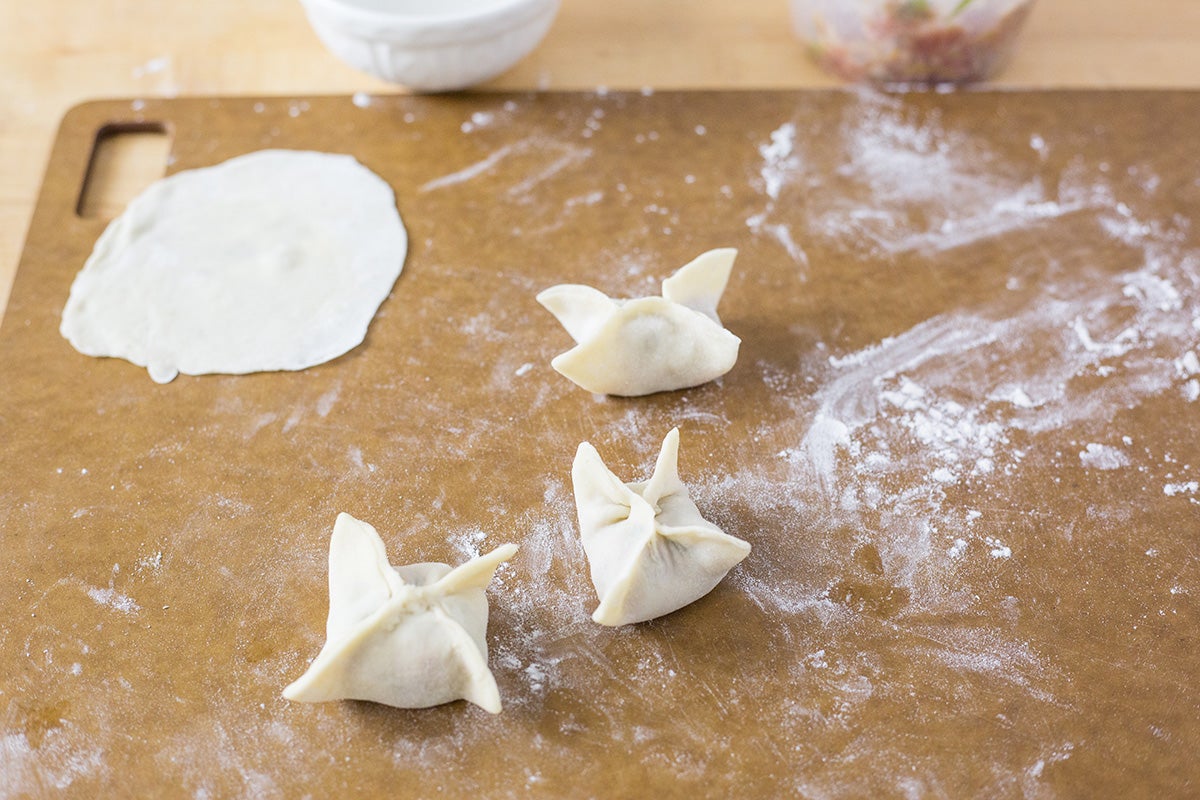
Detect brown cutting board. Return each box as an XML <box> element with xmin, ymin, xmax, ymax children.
<box><xmin>2</xmin><ymin>90</ymin><xmax>1198</xmax><ymax>797</ymax></box>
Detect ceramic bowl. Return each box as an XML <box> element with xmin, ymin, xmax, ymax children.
<box><xmin>299</xmin><ymin>0</ymin><xmax>560</xmax><ymax>91</ymax></box>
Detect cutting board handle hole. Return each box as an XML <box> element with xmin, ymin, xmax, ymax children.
<box><xmin>77</xmin><ymin>123</ymin><xmax>173</xmax><ymax>220</ymax></box>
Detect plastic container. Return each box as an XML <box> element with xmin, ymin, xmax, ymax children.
<box><xmin>790</xmin><ymin>0</ymin><xmax>1036</xmax><ymax>85</ymax></box>
<box><xmin>298</xmin><ymin>0</ymin><xmax>560</xmax><ymax>92</ymax></box>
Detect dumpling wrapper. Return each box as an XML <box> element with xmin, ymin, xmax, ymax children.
<box><xmin>283</xmin><ymin>513</ymin><xmax>517</xmax><ymax>713</ymax></box>
<box><xmin>572</xmin><ymin>428</ymin><xmax>751</xmax><ymax>626</ymax></box>
<box><xmin>537</xmin><ymin>248</ymin><xmax>741</xmax><ymax>396</ymax></box>
<box><xmin>60</xmin><ymin>149</ymin><xmax>407</xmax><ymax>383</ymax></box>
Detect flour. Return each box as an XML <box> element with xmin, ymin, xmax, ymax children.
<box><xmin>507</xmin><ymin>145</ymin><xmax>592</xmax><ymax>198</ymax></box>
<box><xmin>136</xmin><ymin>551</ymin><xmax>164</xmax><ymax>575</ymax></box>
<box><xmin>85</xmin><ymin>586</ymin><xmax>140</xmax><ymax>616</ymax></box>
<box><xmin>131</xmin><ymin>56</ymin><xmax>168</xmax><ymax>78</ymax></box>
<box><xmin>985</xmin><ymin>538</ymin><xmax>1013</xmax><ymax>559</ymax></box>
<box><xmin>0</xmin><ymin>731</ymin><xmax>108</xmax><ymax>794</ymax></box>
<box><xmin>419</xmin><ymin>138</ymin><xmax>591</xmax><ymax>200</ymax></box>
<box><xmin>758</xmin><ymin>122</ymin><xmax>799</xmax><ymax>202</ymax></box>
<box><xmin>14</xmin><ymin>92</ymin><xmax>1200</xmax><ymax>796</ymax></box>
<box><xmin>460</xmin><ymin>111</ymin><xmax>495</xmax><ymax>133</ymax></box>
<box><xmin>751</xmin><ymin>95</ymin><xmax>1116</xmax><ymax>261</ymax></box>
<box><xmin>420</xmin><ymin>145</ymin><xmax>516</xmax><ymax>192</ymax></box>
<box><xmin>130</xmin><ymin>55</ymin><xmax>178</xmax><ymax>96</ymax></box>
<box><xmin>1079</xmin><ymin>443</ymin><xmax>1131</xmax><ymax>470</ymax></box>
<box><xmin>746</xmin><ymin>122</ymin><xmax>810</xmax><ymax>268</ymax></box>
<box><xmin>315</xmin><ymin>384</ymin><xmax>341</xmax><ymax>418</ymax></box>
<box><xmin>714</xmin><ymin>93</ymin><xmax>1200</xmax><ymax>794</ymax></box>
<box><xmin>1177</xmin><ymin>351</ymin><xmax>1200</xmax><ymax>375</ymax></box>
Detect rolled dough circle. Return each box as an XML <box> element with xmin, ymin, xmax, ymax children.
<box><xmin>60</xmin><ymin>149</ymin><xmax>407</xmax><ymax>383</ymax></box>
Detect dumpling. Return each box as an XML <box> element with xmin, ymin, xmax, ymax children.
<box><xmin>283</xmin><ymin>513</ymin><xmax>517</xmax><ymax>713</ymax></box>
<box><xmin>571</xmin><ymin>428</ymin><xmax>751</xmax><ymax>626</ymax></box>
<box><xmin>537</xmin><ymin>248</ymin><xmax>741</xmax><ymax>396</ymax></box>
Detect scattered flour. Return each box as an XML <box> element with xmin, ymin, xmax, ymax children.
<box><xmin>758</xmin><ymin>122</ymin><xmax>799</xmax><ymax>202</ymax></box>
<box><xmin>746</xmin><ymin>122</ymin><xmax>810</xmax><ymax>268</ymax></box>
<box><xmin>985</xmin><ymin>538</ymin><xmax>1013</xmax><ymax>559</ymax></box>
<box><xmin>0</xmin><ymin>731</ymin><xmax>109</xmax><ymax>794</ymax></box>
<box><xmin>460</xmin><ymin>111</ymin><xmax>495</xmax><ymax>133</ymax></box>
<box><xmin>131</xmin><ymin>56</ymin><xmax>169</xmax><ymax>78</ymax></box>
<box><xmin>1079</xmin><ymin>443</ymin><xmax>1131</xmax><ymax>471</ymax></box>
<box><xmin>720</xmin><ymin>92</ymin><xmax>1199</xmax><ymax>794</ymax></box>
<box><xmin>130</xmin><ymin>55</ymin><xmax>178</xmax><ymax>95</ymax></box>
<box><xmin>9</xmin><ymin>91</ymin><xmax>1199</xmax><ymax>797</ymax></box>
<box><xmin>315</xmin><ymin>384</ymin><xmax>341</xmax><ymax>418</ymax></box>
<box><xmin>420</xmin><ymin>138</ymin><xmax>591</xmax><ymax>198</ymax></box>
<box><xmin>86</xmin><ymin>586</ymin><xmax>140</xmax><ymax>616</ymax></box>
<box><xmin>420</xmin><ymin>145</ymin><xmax>516</xmax><ymax>192</ymax></box>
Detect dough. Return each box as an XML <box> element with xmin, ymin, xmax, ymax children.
<box><xmin>537</xmin><ymin>248</ymin><xmax>741</xmax><ymax>396</ymax></box>
<box><xmin>60</xmin><ymin>150</ymin><xmax>407</xmax><ymax>383</ymax></box>
<box><xmin>283</xmin><ymin>513</ymin><xmax>517</xmax><ymax>713</ymax></box>
<box><xmin>571</xmin><ymin>428</ymin><xmax>751</xmax><ymax>626</ymax></box>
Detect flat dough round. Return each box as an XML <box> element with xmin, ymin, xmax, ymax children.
<box><xmin>60</xmin><ymin>149</ymin><xmax>407</xmax><ymax>383</ymax></box>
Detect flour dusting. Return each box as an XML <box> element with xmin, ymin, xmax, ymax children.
<box><xmin>746</xmin><ymin>121</ymin><xmax>810</xmax><ymax>268</ymax></box>
<box><xmin>710</xmin><ymin>90</ymin><xmax>1200</xmax><ymax>794</ymax></box>
<box><xmin>0</xmin><ymin>731</ymin><xmax>108</xmax><ymax>794</ymax></box>
<box><xmin>420</xmin><ymin>138</ymin><xmax>592</xmax><ymax>201</ymax></box>
<box><xmin>7</xmin><ymin>91</ymin><xmax>1199</xmax><ymax>797</ymax></box>
<box><xmin>420</xmin><ymin>145</ymin><xmax>515</xmax><ymax>193</ymax></box>
<box><xmin>86</xmin><ymin>586</ymin><xmax>140</xmax><ymax>616</ymax></box>
<box><xmin>1079</xmin><ymin>443</ymin><xmax>1130</xmax><ymax>471</ymax></box>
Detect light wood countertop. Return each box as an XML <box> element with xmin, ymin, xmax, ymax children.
<box><xmin>3</xmin><ymin>0</ymin><xmax>1198</xmax><ymax>321</ymax></box>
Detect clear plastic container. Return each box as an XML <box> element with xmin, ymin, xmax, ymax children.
<box><xmin>790</xmin><ymin>0</ymin><xmax>1036</xmax><ymax>85</ymax></box>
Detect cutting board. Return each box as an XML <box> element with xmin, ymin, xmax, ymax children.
<box><xmin>3</xmin><ymin>90</ymin><xmax>1198</xmax><ymax>797</ymax></box>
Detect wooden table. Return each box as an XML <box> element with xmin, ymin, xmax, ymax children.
<box><xmin>5</xmin><ymin>4</ymin><xmax>1200</xmax><ymax>795</ymax></box>
<box><xmin>2</xmin><ymin>0</ymin><xmax>1198</xmax><ymax>323</ymax></box>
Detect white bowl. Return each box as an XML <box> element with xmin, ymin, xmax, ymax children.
<box><xmin>299</xmin><ymin>0</ymin><xmax>560</xmax><ymax>92</ymax></box>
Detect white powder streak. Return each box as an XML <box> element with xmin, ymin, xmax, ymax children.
<box><xmin>420</xmin><ymin>139</ymin><xmax>591</xmax><ymax>198</ymax></box>
<box><xmin>758</xmin><ymin>122</ymin><xmax>799</xmax><ymax>201</ymax></box>
<box><xmin>1079</xmin><ymin>444</ymin><xmax>1130</xmax><ymax>471</ymax></box>
<box><xmin>86</xmin><ymin>586</ymin><xmax>140</xmax><ymax>615</ymax></box>
<box><xmin>507</xmin><ymin>146</ymin><xmax>592</xmax><ymax>198</ymax></box>
<box><xmin>420</xmin><ymin>145</ymin><xmax>515</xmax><ymax>192</ymax></box>
<box><xmin>747</xmin><ymin>122</ymin><xmax>810</xmax><ymax>268</ymax></box>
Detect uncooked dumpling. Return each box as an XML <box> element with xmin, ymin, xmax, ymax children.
<box><xmin>571</xmin><ymin>428</ymin><xmax>751</xmax><ymax>626</ymax></box>
<box><xmin>60</xmin><ymin>149</ymin><xmax>407</xmax><ymax>383</ymax></box>
<box><xmin>283</xmin><ymin>513</ymin><xmax>517</xmax><ymax>713</ymax></box>
<box><xmin>537</xmin><ymin>248</ymin><xmax>741</xmax><ymax>396</ymax></box>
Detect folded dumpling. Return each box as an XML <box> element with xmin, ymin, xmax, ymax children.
<box><xmin>571</xmin><ymin>428</ymin><xmax>751</xmax><ymax>626</ymax></box>
<box><xmin>537</xmin><ymin>248</ymin><xmax>741</xmax><ymax>396</ymax></box>
<box><xmin>283</xmin><ymin>513</ymin><xmax>517</xmax><ymax>713</ymax></box>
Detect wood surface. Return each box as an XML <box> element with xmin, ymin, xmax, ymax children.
<box><xmin>2</xmin><ymin>0</ymin><xmax>1200</xmax><ymax>323</ymax></box>
<box><xmin>3</xmin><ymin>88</ymin><xmax>1199</xmax><ymax>797</ymax></box>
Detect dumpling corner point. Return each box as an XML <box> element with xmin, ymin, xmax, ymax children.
<box><xmin>571</xmin><ymin>427</ymin><xmax>751</xmax><ymax>626</ymax></box>
<box><xmin>536</xmin><ymin>248</ymin><xmax>742</xmax><ymax>396</ymax></box>
<box><xmin>283</xmin><ymin>512</ymin><xmax>517</xmax><ymax>714</ymax></box>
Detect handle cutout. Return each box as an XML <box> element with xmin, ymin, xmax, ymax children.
<box><xmin>77</xmin><ymin>123</ymin><xmax>172</xmax><ymax>219</ymax></box>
